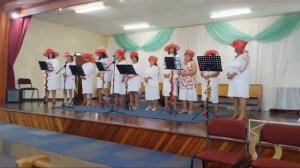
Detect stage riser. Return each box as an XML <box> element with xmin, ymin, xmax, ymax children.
<box><xmin>0</xmin><ymin>109</ymin><xmax>299</xmax><ymax>164</ymax></box>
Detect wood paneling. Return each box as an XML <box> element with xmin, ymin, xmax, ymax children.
<box><xmin>0</xmin><ymin>108</ymin><xmax>299</xmax><ymax>166</ymax></box>
<box><xmin>0</xmin><ymin>12</ymin><xmax>9</xmax><ymax>103</ymax></box>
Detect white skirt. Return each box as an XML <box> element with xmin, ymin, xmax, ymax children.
<box><xmin>228</xmin><ymin>79</ymin><xmax>249</xmax><ymax>98</ymax></box>
<box><xmin>179</xmin><ymin>88</ymin><xmax>197</xmax><ymax>101</ymax></box>
<box><xmin>162</xmin><ymin>80</ymin><xmax>178</xmax><ymax>96</ymax></box>
<box><xmin>97</xmin><ymin>78</ymin><xmax>109</xmax><ymax>89</ymax></box>
<box><xmin>128</xmin><ymin>77</ymin><xmax>141</xmax><ymax>92</ymax></box>
<box><xmin>145</xmin><ymin>85</ymin><xmax>159</xmax><ymax>100</ymax></box>
<box><xmin>201</xmin><ymin>78</ymin><xmax>219</xmax><ymax>103</ymax></box>
<box><xmin>46</xmin><ymin>76</ymin><xmax>60</xmax><ymax>91</ymax></box>
<box><xmin>82</xmin><ymin>79</ymin><xmax>94</xmax><ymax>94</ymax></box>
<box><xmin>61</xmin><ymin>76</ymin><xmax>75</xmax><ymax>90</ymax></box>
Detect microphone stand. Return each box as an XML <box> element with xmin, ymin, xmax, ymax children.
<box><xmin>104</xmin><ymin>55</ymin><xmax>125</xmax><ymax>116</ymax></box>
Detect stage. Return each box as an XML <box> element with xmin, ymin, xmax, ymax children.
<box><xmin>0</xmin><ymin>101</ymin><xmax>299</xmax><ymax>165</ymax></box>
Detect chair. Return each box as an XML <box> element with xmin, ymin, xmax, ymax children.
<box><xmin>191</xmin><ymin>118</ymin><xmax>248</xmax><ymax>168</ymax></box>
<box><xmin>251</xmin><ymin>123</ymin><xmax>300</xmax><ymax>168</ymax></box>
<box><xmin>18</xmin><ymin>78</ymin><xmax>39</xmax><ymax>101</ymax></box>
<box><xmin>16</xmin><ymin>155</ymin><xmax>56</xmax><ymax>168</ymax></box>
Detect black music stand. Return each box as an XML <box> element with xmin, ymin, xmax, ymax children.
<box><xmin>38</xmin><ymin>61</ymin><xmax>54</xmax><ymax>71</ymax></box>
<box><xmin>116</xmin><ymin>64</ymin><xmax>137</xmax><ymax>111</ymax></box>
<box><xmin>68</xmin><ymin>65</ymin><xmax>86</xmax><ymax>107</ymax></box>
<box><xmin>192</xmin><ymin>56</ymin><xmax>222</xmax><ymax>120</ymax></box>
<box><xmin>160</xmin><ymin>57</ymin><xmax>182</xmax><ymax>115</ymax></box>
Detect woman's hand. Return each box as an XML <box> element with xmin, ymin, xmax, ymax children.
<box><xmin>226</xmin><ymin>72</ymin><xmax>237</xmax><ymax>80</ymax></box>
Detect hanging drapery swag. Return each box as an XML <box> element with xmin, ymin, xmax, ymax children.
<box><xmin>205</xmin><ymin>13</ymin><xmax>300</xmax><ymax>44</ymax></box>
<box><xmin>113</xmin><ymin>29</ymin><xmax>174</xmax><ymax>52</ymax></box>
<box><xmin>113</xmin><ymin>13</ymin><xmax>300</xmax><ymax>50</ymax></box>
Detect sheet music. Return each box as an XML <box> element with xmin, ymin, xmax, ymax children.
<box><xmin>46</xmin><ymin>62</ymin><xmax>54</xmax><ymax>71</ymax></box>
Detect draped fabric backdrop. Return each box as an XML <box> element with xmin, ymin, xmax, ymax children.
<box><xmin>107</xmin><ymin>14</ymin><xmax>300</xmax><ymax>111</ymax></box>
<box><xmin>8</xmin><ymin>16</ymin><xmax>31</xmax><ymax>89</ymax></box>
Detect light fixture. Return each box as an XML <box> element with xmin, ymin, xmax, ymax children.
<box><xmin>11</xmin><ymin>12</ymin><xmax>19</xmax><ymax>19</ymax></box>
<box><xmin>74</xmin><ymin>1</ymin><xmax>106</xmax><ymax>13</ymax></box>
<box><xmin>210</xmin><ymin>8</ymin><xmax>252</xmax><ymax>19</ymax></box>
<box><xmin>123</xmin><ymin>23</ymin><xmax>150</xmax><ymax>30</ymax></box>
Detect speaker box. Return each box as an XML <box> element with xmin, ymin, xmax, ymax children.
<box><xmin>6</xmin><ymin>89</ymin><xmax>22</xmax><ymax>103</ymax></box>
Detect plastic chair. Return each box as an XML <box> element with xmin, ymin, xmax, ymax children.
<box><xmin>18</xmin><ymin>78</ymin><xmax>39</xmax><ymax>101</ymax></box>
<box><xmin>251</xmin><ymin>123</ymin><xmax>300</xmax><ymax>168</ymax></box>
<box><xmin>191</xmin><ymin>118</ymin><xmax>248</xmax><ymax>168</ymax></box>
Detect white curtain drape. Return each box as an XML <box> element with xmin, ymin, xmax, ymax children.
<box><xmin>106</xmin><ymin>15</ymin><xmax>300</xmax><ymax>111</ymax></box>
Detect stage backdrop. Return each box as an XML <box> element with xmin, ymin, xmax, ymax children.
<box><xmin>107</xmin><ymin>14</ymin><xmax>300</xmax><ymax>111</ymax></box>
<box><xmin>14</xmin><ymin>18</ymin><xmax>108</xmax><ymax>99</ymax></box>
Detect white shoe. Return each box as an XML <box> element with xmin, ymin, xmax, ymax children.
<box><xmin>152</xmin><ymin>108</ymin><xmax>157</xmax><ymax>111</ymax></box>
<box><xmin>297</xmin><ymin>118</ymin><xmax>300</xmax><ymax>122</ymax></box>
<box><xmin>145</xmin><ymin>107</ymin><xmax>151</xmax><ymax>110</ymax></box>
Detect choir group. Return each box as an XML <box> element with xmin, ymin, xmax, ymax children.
<box><xmin>42</xmin><ymin>39</ymin><xmax>250</xmax><ymax>120</ymax></box>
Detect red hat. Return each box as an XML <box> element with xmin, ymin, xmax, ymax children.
<box><xmin>164</xmin><ymin>43</ymin><xmax>180</xmax><ymax>52</ymax></box>
<box><xmin>130</xmin><ymin>51</ymin><xmax>139</xmax><ymax>58</ymax></box>
<box><xmin>64</xmin><ymin>52</ymin><xmax>73</xmax><ymax>57</ymax></box>
<box><xmin>231</xmin><ymin>39</ymin><xmax>248</xmax><ymax>50</ymax></box>
<box><xmin>95</xmin><ymin>48</ymin><xmax>107</xmax><ymax>56</ymax></box>
<box><xmin>82</xmin><ymin>53</ymin><xmax>95</xmax><ymax>63</ymax></box>
<box><xmin>204</xmin><ymin>50</ymin><xmax>219</xmax><ymax>56</ymax></box>
<box><xmin>148</xmin><ymin>55</ymin><xmax>158</xmax><ymax>62</ymax></box>
<box><xmin>184</xmin><ymin>49</ymin><xmax>195</xmax><ymax>58</ymax></box>
<box><xmin>115</xmin><ymin>49</ymin><xmax>126</xmax><ymax>59</ymax></box>
<box><xmin>43</xmin><ymin>48</ymin><xmax>58</xmax><ymax>57</ymax></box>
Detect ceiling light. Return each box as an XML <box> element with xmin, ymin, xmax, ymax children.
<box><xmin>210</xmin><ymin>8</ymin><xmax>252</xmax><ymax>19</ymax></box>
<box><xmin>11</xmin><ymin>12</ymin><xmax>19</xmax><ymax>19</ymax></box>
<box><xmin>123</xmin><ymin>23</ymin><xmax>150</xmax><ymax>30</ymax></box>
<box><xmin>74</xmin><ymin>1</ymin><xmax>106</xmax><ymax>13</ymax></box>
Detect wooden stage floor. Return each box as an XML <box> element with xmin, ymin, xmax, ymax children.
<box><xmin>0</xmin><ymin>101</ymin><xmax>299</xmax><ymax>162</ymax></box>
<box><xmin>1</xmin><ymin>101</ymin><xmax>299</xmax><ymax>136</ymax></box>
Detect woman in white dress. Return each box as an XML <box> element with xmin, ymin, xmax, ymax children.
<box><xmin>111</xmin><ymin>49</ymin><xmax>126</xmax><ymax>108</ymax></box>
<box><xmin>62</xmin><ymin>52</ymin><xmax>76</xmax><ymax>105</ymax></box>
<box><xmin>178</xmin><ymin>49</ymin><xmax>197</xmax><ymax>115</ymax></box>
<box><xmin>227</xmin><ymin>39</ymin><xmax>250</xmax><ymax>120</ymax></box>
<box><xmin>127</xmin><ymin>51</ymin><xmax>142</xmax><ymax>109</ymax></box>
<box><xmin>81</xmin><ymin>53</ymin><xmax>96</xmax><ymax>105</ymax></box>
<box><xmin>144</xmin><ymin>56</ymin><xmax>160</xmax><ymax>111</ymax></box>
<box><xmin>200</xmin><ymin>50</ymin><xmax>221</xmax><ymax>117</ymax></box>
<box><xmin>43</xmin><ymin>48</ymin><xmax>61</xmax><ymax>105</ymax></box>
<box><xmin>162</xmin><ymin>43</ymin><xmax>181</xmax><ymax>111</ymax></box>
<box><xmin>95</xmin><ymin>48</ymin><xmax>110</xmax><ymax>107</ymax></box>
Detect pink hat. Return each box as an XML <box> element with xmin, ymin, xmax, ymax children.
<box><xmin>204</xmin><ymin>50</ymin><xmax>219</xmax><ymax>56</ymax></box>
<box><xmin>148</xmin><ymin>55</ymin><xmax>158</xmax><ymax>62</ymax></box>
<box><xmin>43</xmin><ymin>48</ymin><xmax>59</xmax><ymax>57</ymax></box>
<box><xmin>164</xmin><ymin>43</ymin><xmax>180</xmax><ymax>52</ymax></box>
<box><xmin>82</xmin><ymin>53</ymin><xmax>95</xmax><ymax>63</ymax></box>
<box><xmin>64</xmin><ymin>52</ymin><xmax>73</xmax><ymax>57</ymax></box>
<box><xmin>115</xmin><ymin>49</ymin><xmax>126</xmax><ymax>59</ymax></box>
<box><xmin>95</xmin><ymin>48</ymin><xmax>107</xmax><ymax>56</ymax></box>
<box><xmin>130</xmin><ymin>51</ymin><xmax>139</xmax><ymax>58</ymax></box>
<box><xmin>184</xmin><ymin>49</ymin><xmax>195</xmax><ymax>58</ymax></box>
<box><xmin>231</xmin><ymin>39</ymin><xmax>248</xmax><ymax>50</ymax></box>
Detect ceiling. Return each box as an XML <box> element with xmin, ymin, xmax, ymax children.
<box><xmin>22</xmin><ymin>0</ymin><xmax>300</xmax><ymax>35</ymax></box>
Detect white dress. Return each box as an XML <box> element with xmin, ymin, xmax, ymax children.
<box><xmin>110</xmin><ymin>60</ymin><xmax>126</xmax><ymax>95</ymax></box>
<box><xmin>145</xmin><ymin>65</ymin><xmax>160</xmax><ymax>100</ymax></box>
<box><xmin>61</xmin><ymin>61</ymin><xmax>76</xmax><ymax>90</ymax></box>
<box><xmin>201</xmin><ymin>71</ymin><xmax>219</xmax><ymax>103</ymax></box>
<box><xmin>227</xmin><ymin>52</ymin><xmax>250</xmax><ymax>98</ymax></box>
<box><xmin>44</xmin><ymin>58</ymin><xmax>61</xmax><ymax>91</ymax></box>
<box><xmin>162</xmin><ymin>54</ymin><xmax>181</xmax><ymax>97</ymax></box>
<box><xmin>179</xmin><ymin>61</ymin><xmax>197</xmax><ymax>101</ymax></box>
<box><xmin>82</xmin><ymin>62</ymin><xmax>96</xmax><ymax>94</ymax></box>
<box><xmin>128</xmin><ymin>62</ymin><xmax>142</xmax><ymax>92</ymax></box>
<box><xmin>96</xmin><ymin>58</ymin><xmax>111</xmax><ymax>89</ymax></box>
